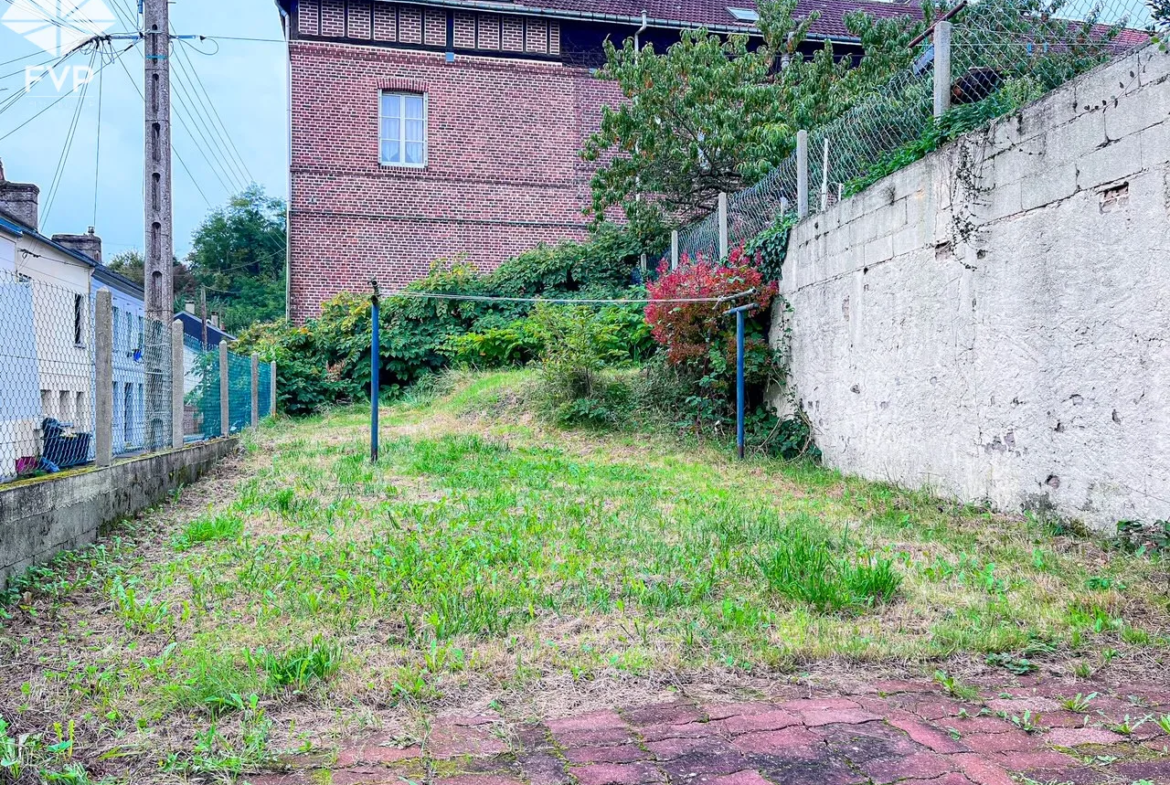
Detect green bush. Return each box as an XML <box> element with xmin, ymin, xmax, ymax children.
<box><xmin>236</xmin><ymin>224</ymin><xmax>658</xmax><ymax>415</ymax></box>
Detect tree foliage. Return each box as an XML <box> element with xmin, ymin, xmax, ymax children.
<box><xmin>186</xmin><ymin>185</ymin><xmax>287</xmax><ymax>334</ymax></box>
<box><xmin>582</xmin><ymin>0</ymin><xmax>930</xmax><ymax>232</ymax></box>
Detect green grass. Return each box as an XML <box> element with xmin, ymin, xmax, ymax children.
<box><xmin>1</xmin><ymin>370</ymin><xmax>1167</xmax><ymax>781</ymax></box>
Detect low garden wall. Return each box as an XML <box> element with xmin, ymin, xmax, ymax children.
<box><xmin>0</xmin><ymin>438</ymin><xmax>238</xmax><ymax>587</ymax></box>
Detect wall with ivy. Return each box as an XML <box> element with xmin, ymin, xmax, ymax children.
<box><xmin>773</xmin><ymin>45</ymin><xmax>1170</xmax><ymax>531</ymax></box>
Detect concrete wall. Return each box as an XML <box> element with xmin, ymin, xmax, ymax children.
<box><xmin>0</xmin><ymin>437</ymin><xmax>238</xmax><ymax>588</ymax></box>
<box><xmin>775</xmin><ymin>45</ymin><xmax>1170</xmax><ymax>530</ymax></box>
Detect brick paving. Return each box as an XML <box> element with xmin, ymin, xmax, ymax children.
<box><xmin>245</xmin><ymin>679</ymin><xmax>1170</xmax><ymax>785</ymax></box>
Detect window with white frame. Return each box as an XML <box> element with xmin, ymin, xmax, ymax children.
<box><xmin>380</xmin><ymin>92</ymin><xmax>427</xmax><ymax>167</ymax></box>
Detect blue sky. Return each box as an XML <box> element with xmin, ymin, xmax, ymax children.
<box><xmin>0</xmin><ymin>0</ymin><xmax>287</xmax><ymax>260</ymax></box>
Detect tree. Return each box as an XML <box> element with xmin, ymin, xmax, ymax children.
<box><xmin>105</xmin><ymin>249</ymin><xmax>197</xmax><ymax>313</ymax></box>
<box><xmin>186</xmin><ymin>185</ymin><xmax>287</xmax><ymax>333</ymax></box>
<box><xmin>582</xmin><ymin>0</ymin><xmax>930</xmax><ymax>233</ymax></box>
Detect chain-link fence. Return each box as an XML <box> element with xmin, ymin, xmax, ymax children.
<box><xmin>0</xmin><ymin>270</ymin><xmax>96</xmax><ymax>483</ymax></box>
<box><xmin>0</xmin><ymin>272</ymin><xmax>276</xmax><ymax>485</ymax></box>
<box><xmin>665</xmin><ymin>0</ymin><xmax>1157</xmax><ymax>265</ymax></box>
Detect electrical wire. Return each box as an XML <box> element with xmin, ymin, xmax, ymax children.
<box><xmin>0</xmin><ymin>40</ymin><xmax>122</xmax><ymax>142</ymax></box>
<box><xmin>42</xmin><ymin>46</ymin><xmax>99</xmax><ymax>226</ymax></box>
<box><xmin>111</xmin><ymin>43</ymin><xmax>213</xmax><ymax>208</ymax></box>
<box><xmin>174</xmin><ymin>37</ymin><xmax>254</xmax><ymax>185</ymax></box>
<box><xmin>381</xmin><ymin>289</ymin><xmax>757</xmax><ymax>305</ymax></box>
<box><xmin>92</xmin><ymin>43</ymin><xmax>104</xmax><ymax>228</ymax></box>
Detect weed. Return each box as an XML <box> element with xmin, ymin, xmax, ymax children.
<box><xmin>757</xmin><ymin>528</ymin><xmax>901</xmax><ymax>614</ymax></box>
<box><xmin>985</xmin><ymin>653</ymin><xmax>1038</xmax><ymax>675</ymax></box>
<box><xmin>1061</xmin><ymin>693</ymin><xmax>1098</xmax><ymax>713</ymax></box>
<box><xmin>1009</xmin><ymin>710</ymin><xmax>1043</xmax><ymax>733</ymax></box>
<box><xmin>1106</xmin><ymin>715</ymin><xmax>1149</xmax><ymax>735</ymax></box>
<box><xmin>172</xmin><ymin>512</ymin><xmax>245</xmax><ymax>551</ymax></box>
<box><xmin>934</xmin><ymin>670</ymin><xmax>980</xmax><ymax>701</ymax></box>
<box><xmin>254</xmin><ymin>636</ymin><xmax>343</xmax><ymax>691</ymax></box>
<box><xmin>1158</xmin><ymin>715</ymin><xmax>1170</xmax><ymax>735</ymax></box>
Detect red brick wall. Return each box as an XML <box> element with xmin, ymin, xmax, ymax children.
<box><xmin>288</xmin><ymin>39</ymin><xmax>619</xmax><ymax>321</ymax></box>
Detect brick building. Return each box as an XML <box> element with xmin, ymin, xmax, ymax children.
<box><xmin>276</xmin><ymin>0</ymin><xmax>917</xmax><ymax>321</ymax></box>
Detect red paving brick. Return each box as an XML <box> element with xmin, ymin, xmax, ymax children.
<box><xmin>712</xmin><ymin>710</ymin><xmax>801</xmax><ymax>735</ymax></box>
<box><xmin>246</xmin><ymin>677</ymin><xmax>1170</xmax><ymax>785</ymax></box>
<box><xmin>570</xmin><ymin>762</ymin><xmax>665</xmax><ymax>785</ymax></box>
<box><xmin>862</xmin><ymin>752</ymin><xmax>957</xmax><ymax>783</ymax></box>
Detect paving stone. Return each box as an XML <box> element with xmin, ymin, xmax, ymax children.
<box><xmin>548</xmin><ymin>711</ymin><xmax>627</xmax><ymax>734</ymax></box>
<box><xmin>703</xmin><ymin>703</ymin><xmax>778</xmax><ymax>721</ymax></box>
<box><xmin>862</xmin><ymin>752</ymin><xmax>957</xmax><ymax>784</ymax></box>
<box><xmin>1113</xmin><ymin>760</ymin><xmax>1170</xmax><ymax>780</ymax></box>
<box><xmin>658</xmin><ymin>750</ymin><xmax>749</xmax><ymax>779</ymax></box>
<box><xmin>950</xmin><ymin>753</ymin><xmax>1016</xmax><ymax>785</ymax></box>
<box><xmin>554</xmin><ymin>727</ymin><xmax>640</xmax><ymax>748</ymax></box>
<box><xmin>730</xmin><ymin>727</ymin><xmax>823</xmax><ymax>756</ymax></box>
<box><xmin>751</xmin><ymin>754</ymin><xmax>869</xmax><ymax>785</ymax></box>
<box><xmin>943</xmin><ymin>716</ymin><xmax>1015</xmax><ymax>735</ymax></box>
<box><xmin>515</xmin><ymin>723</ymin><xmax>555</xmax><ymax>753</ymax></box>
<box><xmin>873</xmin><ymin>680</ymin><xmax>939</xmax><ymax>695</ymax></box>
<box><xmin>564</xmin><ymin>745</ymin><xmax>651</xmax><ymax>765</ymax></box>
<box><xmin>1145</xmin><ymin>739</ymin><xmax>1170</xmax><ymax>754</ymax></box>
<box><xmin>1045</xmin><ymin>727</ymin><xmax>1125</xmax><ymax>747</ymax></box>
<box><xmin>242</xmin><ymin>775</ymin><xmax>314</xmax><ymax>785</ymax></box>
<box><xmin>645</xmin><ymin>736</ymin><xmax>728</xmax><ymax>761</ymax></box>
<box><xmin>1040</xmin><ymin>711</ymin><xmax>1096</xmax><ymax>729</ymax></box>
<box><xmin>985</xmin><ymin>697</ymin><xmax>1062</xmax><ymax>714</ymax></box>
<box><xmin>569</xmin><ymin>762</ymin><xmax>665</xmax><ymax>785</ymax></box>
<box><xmin>801</xmin><ymin>708</ymin><xmax>883</xmax><ymax>727</ymax></box>
<box><xmin>912</xmin><ymin>775</ymin><xmax>976</xmax><ymax>785</ymax></box>
<box><xmin>622</xmin><ymin>702</ymin><xmax>703</xmax><ymax>727</ymax></box>
<box><xmin>959</xmin><ymin>731</ymin><xmax>1042</xmax><ymax>754</ymax></box>
<box><xmin>712</xmin><ymin>710</ymin><xmax>801</xmax><ymax>736</ymax></box>
<box><xmin>328</xmin><ymin>768</ymin><xmax>404</xmax><ymax>785</ymax></box>
<box><xmin>989</xmin><ymin>749</ymin><xmax>1074</xmax><ymax>771</ymax></box>
<box><xmin>815</xmin><ymin>722</ymin><xmax>921</xmax><ymax>763</ymax></box>
<box><xmin>913</xmin><ymin>699</ymin><xmax>969</xmax><ymax>720</ymax></box>
<box><xmin>335</xmin><ymin>743</ymin><xmax>421</xmax><ymax>766</ymax></box>
<box><xmin>427</xmin><ymin>723</ymin><xmax>509</xmax><ymax>758</ymax></box>
<box><xmin>887</xmin><ymin>711</ymin><xmax>968</xmax><ymax>754</ymax></box>
<box><xmin>776</xmin><ymin>698</ymin><xmax>860</xmax><ymax>713</ymax></box>
<box><xmin>709</xmin><ymin>771</ymin><xmax>772</xmax><ymax>785</ymax></box>
<box><xmin>440</xmin><ymin>712</ymin><xmax>503</xmax><ymax>727</ymax></box>
<box><xmin>1012</xmin><ymin>768</ymin><xmax>1107</xmax><ymax>785</ymax></box>
<box><xmin>434</xmin><ymin>777</ymin><xmax>526</xmax><ymax>785</ymax></box>
<box><xmin>518</xmin><ymin>753</ymin><xmax>570</xmax><ymax>785</ymax></box>
<box><xmin>639</xmin><ymin>721</ymin><xmax>714</xmax><ymax>743</ymax></box>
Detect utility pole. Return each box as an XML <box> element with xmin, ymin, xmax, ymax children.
<box><xmin>143</xmin><ymin>0</ymin><xmax>173</xmax><ymax>450</ymax></box>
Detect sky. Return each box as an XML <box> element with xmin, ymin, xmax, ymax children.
<box><xmin>0</xmin><ymin>0</ymin><xmax>288</xmax><ymax>261</ymax></box>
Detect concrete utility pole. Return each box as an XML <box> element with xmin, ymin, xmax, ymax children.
<box><xmin>143</xmin><ymin>0</ymin><xmax>173</xmax><ymax>450</ymax></box>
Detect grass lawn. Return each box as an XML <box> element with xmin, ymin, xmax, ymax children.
<box><xmin>1</xmin><ymin>371</ymin><xmax>1167</xmax><ymax>782</ymax></box>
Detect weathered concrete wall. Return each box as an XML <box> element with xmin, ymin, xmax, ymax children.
<box><xmin>776</xmin><ymin>45</ymin><xmax>1170</xmax><ymax>530</ymax></box>
<box><xmin>0</xmin><ymin>438</ymin><xmax>238</xmax><ymax>587</ymax></box>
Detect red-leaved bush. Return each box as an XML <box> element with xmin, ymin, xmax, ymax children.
<box><xmin>645</xmin><ymin>246</ymin><xmax>778</xmax><ymax>373</ymax></box>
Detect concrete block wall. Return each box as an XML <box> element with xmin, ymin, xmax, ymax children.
<box><xmin>0</xmin><ymin>438</ymin><xmax>238</xmax><ymax>588</ymax></box>
<box><xmin>775</xmin><ymin>45</ymin><xmax>1170</xmax><ymax>530</ymax></box>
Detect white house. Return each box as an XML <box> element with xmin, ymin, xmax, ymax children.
<box><xmin>93</xmin><ymin>265</ymin><xmax>146</xmax><ymax>456</ymax></box>
<box><xmin>0</xmin><ymin>162</ymin><xmax>108</xmax><ymax>476</ymax></box>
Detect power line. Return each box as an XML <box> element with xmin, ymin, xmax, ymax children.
<box><xmin>42</xmin><ymin>47</ymin><xmax>99</xmax><ymax>225</ymax></box>
<box><xmin>92</xmin><ymin>43</ymin><xmax>105</xmax><ymax>228</ymax></box>
<box><xmin>0</xmin><ymin>41</ymin><xmax>123</xmax><ymax>142</ymax></box>
<box><xmin>174</xmin><ymin>37</ymin><xmax>254</xmax><ymax>185</ymax></box>
<box><xmin>112</xmin><ymin>43</ymin><xmax>213</xmax><ymax>208</ymax></box>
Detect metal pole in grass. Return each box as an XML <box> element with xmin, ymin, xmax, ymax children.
<box><xmin>725</xmin><ymin>302</ymin><xmax>758</xmax><ymax>460</ymax></box>
<box><xmin>370</xmin><ymin>280</ymin><xmax>381</xmax><ymax>464</ymax></box>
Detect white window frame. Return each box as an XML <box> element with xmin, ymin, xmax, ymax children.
<box><xmin>379</xmin><ymin>91</ymin><xmax>428</xmax><ymax>168</ymax></box>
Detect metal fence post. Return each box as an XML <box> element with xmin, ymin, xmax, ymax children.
<box><xmin>171</xmin><ymin>320</ymin><xmax>184</xmax><ymax>450</ymax></box>
<box><xmin>718</xmin><ymin>192</ymin><xmax>729</xmax><ymax>259</ymax></box>
<box><xmin>820</xmin><ymin>137</ymin><xmax>831</xmax><ymax>212</ymax></box>
<box><xmin>219</xmin><ymin>342</ymin><xmax>229</xmax><ymax>437</ymax></box>
<box><xmin>370</xmin><ymin>282</ymin><xmax>380</xmax><ymax>464</ymax></box>
<box><xmin>670</xmin><ymin>230</ymin><xmax>679</xmax><ymax>271</ymax></box>
<box><xmin>934</xmin><ymin>20</ymin><xmax>953</xmax><ymax>119</ymax></box>
<box><xmin>250</xmin><ymin>354</ymin><xmax>259</xmax><ymax>429</ymax></box>
<box><xmin>797</xmin><ymin>130</ymin><xmax>809</xmax><ymax>218</ymax></box>
<box><xmin>95</xmin><ymin>289</ymin><xmax>113</xmax><ymax>467</ymax></box>
<box><xmin>269</xmin><ymin>360</ymin><xmax>277</xmax><ymax>416</ymax></box>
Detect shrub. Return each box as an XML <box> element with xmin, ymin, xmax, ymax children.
<box><xmin>237</xmin><ymin>225</ymin><xmax>658</xmax><ymax>415</ymax></box>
